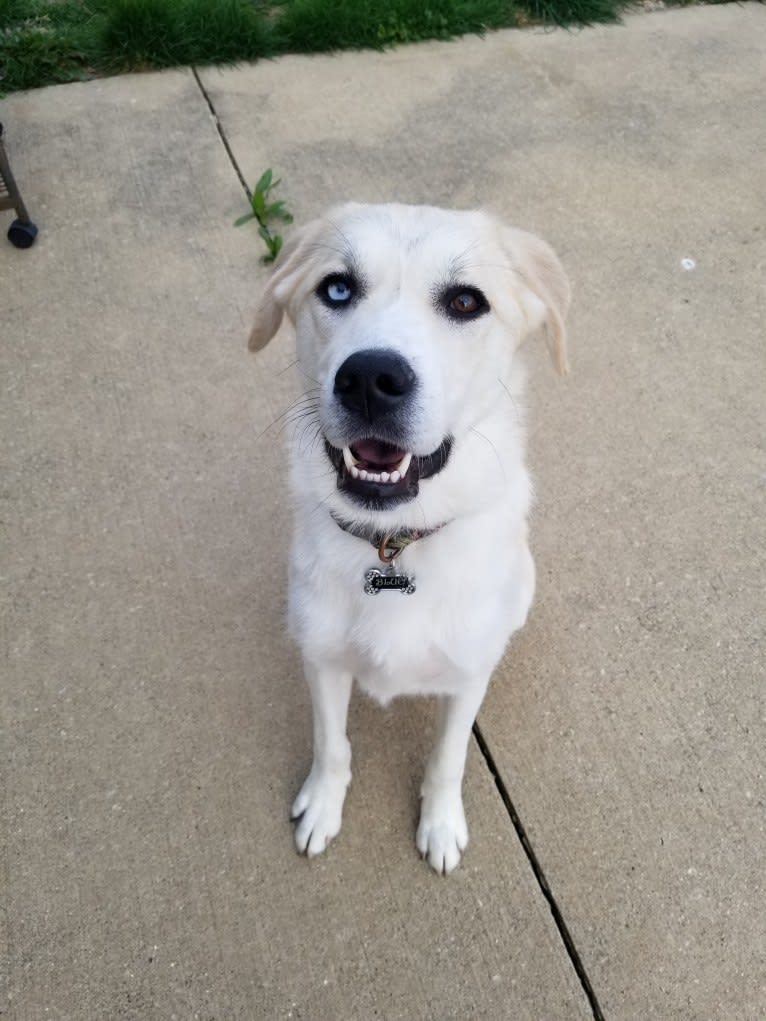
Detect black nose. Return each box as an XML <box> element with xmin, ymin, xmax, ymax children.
<box><xmin>334</xmin><ymin>349</ymin><xmax>417</xmax><ymax>422</ymax></box>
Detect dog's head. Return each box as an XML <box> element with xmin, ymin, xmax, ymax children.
<box><xmin>250</xmin><ymin>203</ymin><xmax>569</xmax><ymax>526</ymax></box>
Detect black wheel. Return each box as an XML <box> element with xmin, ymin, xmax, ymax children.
<box><xmin>8</xmin><ymin>219</ymin><xmax>38</xmax><ymax>248</ymax></box>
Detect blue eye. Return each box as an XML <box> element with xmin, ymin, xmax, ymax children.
<box><xmin>328</xmin><ymin>281</ymin><xmax>351</xmax><ymax>302</ymax></box>
<box><xmin>318</xmin><ymin>273</ymin><xmax>355</xmax><ymax>307</ymax></box>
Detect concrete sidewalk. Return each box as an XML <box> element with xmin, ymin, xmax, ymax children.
<box><xmin>1</xmin><ymin>5</ymin><xmax>764</xmax><ymax>1018</ymax></box>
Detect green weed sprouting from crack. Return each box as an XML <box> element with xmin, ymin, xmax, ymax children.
<box><xmin>235</xmin><ymin>168</ymin><xmax>293</xmax><ymax>263</ymax></box>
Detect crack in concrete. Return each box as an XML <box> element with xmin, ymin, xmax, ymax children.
<box><xmin>473</xmin><ymin>722</ymin><xmax>606</xmax><ymax>1021</ymax></box>
<box><xmin>192</xmin><ymin>67</ymin><xmax>251</xmax><ymax>199</ymax></box>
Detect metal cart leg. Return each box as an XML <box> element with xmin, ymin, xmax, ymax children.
<box><xmin>0</xmin><ymin>123</ymin><xmax>38</xmax><ymax>249</ymax></box>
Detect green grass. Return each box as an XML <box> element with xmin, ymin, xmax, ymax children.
<box><xmin>1</xmin><ymin>0</ymin><xmax>620</xmax><ymax>95</ymax></box>
<box><xmin>101</xmin><ymin>0</ymin><xmax>269</xmax><ymax>69</ymax></box>
<box><xmin>273</xmin><ymin>0</ymin><xmax>519</xmax><ymax>52</ymax></box>
<box><xmin>0</xmin><ymin>0</ymin><xmax>101</xmax><ymax>91</ymax></box>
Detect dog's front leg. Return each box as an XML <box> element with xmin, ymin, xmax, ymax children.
<box><xmin>291</xmin><ymin>659</ymin><xmax>353</xmax><ymax>857</ymax></box>
<box><xmin>417</xmin><ymin>682</ymin><xmax>489</xmax><ymax>874</ymax></box>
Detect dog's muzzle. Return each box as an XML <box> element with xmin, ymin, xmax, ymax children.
<box><xmin>323</xmin><ymin>348</ymin><xmax>452</xmax><ymax>508</ymax></box>
<box><xmin>333</xmin><ymin>348</ymin><xmax>416</xmax><ymax>426</ymax></box>
<box><xmin>324</xmin><ymin>437</ymin><xmax>452</xmax><ymax>508</ymax></box>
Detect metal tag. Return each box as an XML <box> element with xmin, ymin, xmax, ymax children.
<box><xmin>364</xmin><ymin>567</ymin><xmax>416</xmax><ymax>595</ymax></box>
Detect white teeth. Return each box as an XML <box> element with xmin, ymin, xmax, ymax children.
<box><xmin>396</xmin><ymin>452</ymin><xmax>413</xmax><ymax>477</ymax></box>
<box><xmin>342</xmin><ymin>445</ymin><xmax>413</xmax><ymax>485</ymax></box>
<box><xmin>342</xmin><ymin>446</ymin><xmax>358</xmax><ymax>472</ymax></box>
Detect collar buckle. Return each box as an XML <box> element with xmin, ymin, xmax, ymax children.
<box><xmin>378</xmin><ymin>533</ymin><xmax>404</xmax><ymax>564</ymax></box>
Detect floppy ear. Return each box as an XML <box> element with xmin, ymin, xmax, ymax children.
<box><xmin>248</xmin><ymin>220</ymin><xmax>323</xmax><ymax>352</ymax></box>
<box><xmin>504</xmin><ymin>227</ymin><xmax>571</xmax><ymax>375</ymax></box>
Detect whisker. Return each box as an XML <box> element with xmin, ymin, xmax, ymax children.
<box><xmin>497</xmin><ymin>377</ymin><xmax>523</xmax><ymax>428</ymax></box>
<box><xmin>296</xmin><ymin>419</ymin><xmax>322</xmax><ymax>455</ymax></box>
<box><xmin>276</xmin><ymin>357</ymin><xmax>299</xmax><ymax>376</ymax></box>
<box><xmin>413</xmin><ymin>496</ymin><xmax>429</xmax><ymax>533</ymax></box>
<box><xmin>470</xmin><ymin>426</ymin><xmax>506</xmax><ymax>481</ymax></box>
<box><xmin>276</xmin><ymin>354</ymin><xmax>322</xmax><ymax>390</ymax></box>
<box><xmin>284</xmin><ymin>395</ymin><xmax>321</xmax><ymax>417</ymax></box>
<box><xmin>254</xmin><ymin>389</ymin><xmax>320</xmax><ymax>443</ymax></box>
<box><xmin>308</xmin><ymin>490</ymin><xmax>337</xmax><ymax>523</ymax></box>
<box><xmin>295</xmin><ymin>366</ymin><xmax>321</xmax><ymax>388</ymax></box>
<box><xmin>278</xmin><ymin>402</ymin><xmax>321</xmax><ymax>434</ymax></box>
<box><xmin>308</xmin><ymin>426</ymin><xmax>325</xmax><ymax>454</ymax></box>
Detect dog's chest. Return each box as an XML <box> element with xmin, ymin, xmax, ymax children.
<box><xmin>290</xmin><ymin>532</ymin><xmax>528</xmax><ymax>703</ymax></box>
<box><xmin>345</xmin><ymin>580</ymin><xmax>470</xmax><ymax>701</ymax></box>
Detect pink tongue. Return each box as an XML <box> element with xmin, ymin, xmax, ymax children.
<box><xmin>351</xmin><ymin>439</ymin><xmax>405</xmax><ymax>469</ymax></box>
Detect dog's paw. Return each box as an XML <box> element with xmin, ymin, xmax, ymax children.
<box><xmin>291</xmin><ymin>770</ymin><xmax>349</xmax><ymax>857</ymax></box>
<box><xmin>416</xmin><ymin>785</ymin><xmax>469</xmax><ymax>875</ymax></box>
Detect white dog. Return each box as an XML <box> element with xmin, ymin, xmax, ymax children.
<box><xmin>250</xmin><ymin>203</ymin><xmax>570</xmax><ymax>873</ymax></box>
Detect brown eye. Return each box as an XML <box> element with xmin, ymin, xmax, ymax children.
<box><xmin>450</xmin><ymin>292</ymin><xmax>479</xmax><ymax>314</ymax></box>
<box><xmin>441</xmin><ymin>285</ymin><xmax>489</xmax><ymax>321</ymax></box>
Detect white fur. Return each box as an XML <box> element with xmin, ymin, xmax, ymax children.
<box><xmin>250</xmin><ymin>203</ymin><xmax>570</xmax><ymax>873</ymax></box>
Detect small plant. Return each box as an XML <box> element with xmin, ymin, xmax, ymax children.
<box><xmin>236</xmin><ymin>168</ymin><xmax>293</xmax><ymax>263</ymax></box>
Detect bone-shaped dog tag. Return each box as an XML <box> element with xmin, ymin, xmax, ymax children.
<box><xmin>364</xmin><ymin>567</ymin><xmax>416</xmax><ymax>595</ymax></box>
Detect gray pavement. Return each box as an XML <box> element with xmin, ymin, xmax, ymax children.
<box><xmin>1</xmin><ymin>5</ymin><xmax>764</xmax><ymax>1018</ymax></box>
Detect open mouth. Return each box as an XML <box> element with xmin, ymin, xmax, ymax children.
<box><xmin>325</xmin><ymin>437</ymin><xmax>452</xmax><ymax>508</ymax></box>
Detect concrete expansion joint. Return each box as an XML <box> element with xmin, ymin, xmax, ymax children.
<box><xmin>472</xmin><ymin>722</ymin><xmax>607</xmax><ymax>1021</ymax></box>
<box><xmin>192</xmin><ymin>67</ymin><xmax>251</xmax><ymax>199</ymax></box>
